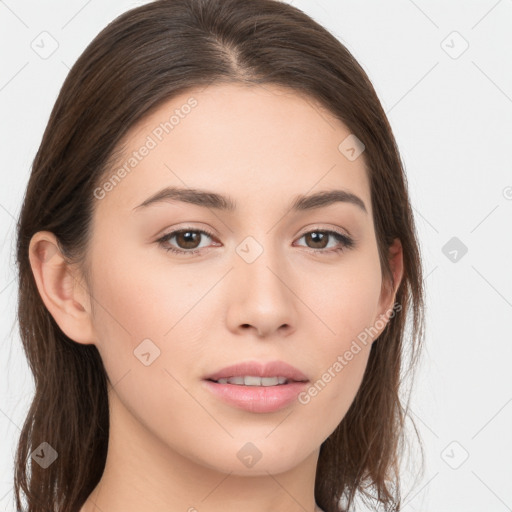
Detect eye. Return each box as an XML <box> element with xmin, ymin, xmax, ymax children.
<box><xmin>294</xmin><ymin>229</ymin><xmax>355</xmax><ymax>255</ymax></box>
<box><xmin>156</xmin><ymin>228</ymin><xmax>219</xmax><ymax>256</ymax></box>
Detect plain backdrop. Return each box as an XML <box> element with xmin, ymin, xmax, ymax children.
<box><xmin>1</xmin><ymin>1</ymin><xmax>511</xmax><ymax>511</ymax></box>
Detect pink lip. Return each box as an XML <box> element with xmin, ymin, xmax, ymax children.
<box><xmin>203</xmin><ymin>360</ymin><xmax>308</xmax><ymax>382</ymax></box>
<box><xmin>202</xmin><ymin>380</ymin><xmax>308</xmax><ymax>413</ymax></box>
<box><xmin>202</xmin><ymin>360</ymin><xmax>309</xmax><ymax>413</ymax></box>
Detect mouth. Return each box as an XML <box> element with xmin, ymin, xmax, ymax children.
<box><xmin>202</xmin><ymin>360</ymin><xmax>309</xmax><ymax>413</ymax></box>
<box><xmin>203</xmin><ymin>359</ymin><xmax>309</xmax><ymax>383</ymax></box>
<box><xmin>206</xmin><ymin>375</ymin><xmax>305</xmax><ymax>386</ymax></box>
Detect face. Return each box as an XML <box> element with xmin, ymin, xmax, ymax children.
<box><xmin>79</xmin><ymin>83</ymin><xmax>399</xmax><ymax>475</ymax></box>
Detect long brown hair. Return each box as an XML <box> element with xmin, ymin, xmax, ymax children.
<box><xmin>13</xmin><ymin>0</ymin><xmax>425</xmax><ymax>510</ymax></box>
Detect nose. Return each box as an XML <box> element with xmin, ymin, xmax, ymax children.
<box><xmin>225</xmin><ymin>240</ymin><xmax>298</xmax><ymax>338</ymax></box>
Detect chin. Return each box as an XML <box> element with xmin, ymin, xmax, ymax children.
<box><xmin>192</xmin><ymin>439</ymin><xmax>314</xmax><ymax>476</ymax></box>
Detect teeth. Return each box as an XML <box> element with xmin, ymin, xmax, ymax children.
<box><xmin>245</xmin><ymin>376</ymin><xmax>263</xmax><ymax>386</ymax></box>
<box><xmin>216</xmin><ymin>376</ymin><xmax>289</xmax><ymax>386</ymax></box>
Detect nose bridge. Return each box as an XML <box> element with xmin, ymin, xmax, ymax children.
<box><xmin>235</xmin><ymin>233</ymin><xmax>286</xmax><ymax>293</ymax></box>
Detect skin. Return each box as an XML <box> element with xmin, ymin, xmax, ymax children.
<box><xmin>29</xmin><ymin>82</ymin><xmax>403</xmax><ymax>512</ymax></box>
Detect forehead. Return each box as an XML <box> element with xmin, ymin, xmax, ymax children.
<box><xmin>94</xmin><ymin>82</ymin><xmax>371</xmax><ymax>217</ymax></box>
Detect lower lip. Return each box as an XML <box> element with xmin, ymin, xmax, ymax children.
<box><xmin>202</xmin><ymin>380</ymin><xmax>308</xmax><ymax>413</ymax></box>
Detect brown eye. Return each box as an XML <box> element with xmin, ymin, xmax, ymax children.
<box><xmin>157</xmin><ymin>228</ymin><xmax>217</xmax><ymax>255</ymax></box>
<box><xmin>295</xmin><ymin>229</ymin><xmax>355</xmax><ymax>254</ymax></box>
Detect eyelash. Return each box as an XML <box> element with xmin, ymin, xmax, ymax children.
<box><xmin>156</xmin><ymin>227</ymin><xmax>355</xmax><ymax>257</ymax></box>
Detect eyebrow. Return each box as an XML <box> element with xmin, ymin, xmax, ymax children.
<box><xmin>132</xmin><ymin>186</ymin><xmax>368</xmax><ymax>214</ymax></box>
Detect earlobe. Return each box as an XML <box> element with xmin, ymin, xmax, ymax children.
<box><xmin>28</xmin><ymin>231</ymin><xmax>96</xmax><ymax>345</ymax></box>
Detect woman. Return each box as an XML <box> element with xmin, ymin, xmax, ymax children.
<box><xmin>14</xmin><ymin>0</ymin><xmax>425</xmax><ymax>511</ymax></box>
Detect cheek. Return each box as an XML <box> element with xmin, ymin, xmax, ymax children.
<box><xmin>300</xmin><ymin>249</ymin><xmax>383</xmax><ymax>346</ymax></box>
<box><xmin>89</xmin><ymin>233</ymin><xmax>193</xmax><ymax>339</ymax></box>
<box><xmin>294</xmin><ymin>253</ymin><xmax>382</xmax><ymax>431</ymax></box>
<box><xmin>87</xmin><ymin>236</ymin><xmax>216</xmax><ymax>389</ymax></box>
<box><xmin>297</xmin><ymin>305</ymin><xmax>375</xmax><ymax>445</ymax></box>
<box><xmin>86</xmin><ymin>247</ymin><xmax>209</xmax><ymax>440</ymax></box>
<box><xmin>86</xmin><ymin>242</ymin><xmax>170</xmax><ymax>374</ymax></box>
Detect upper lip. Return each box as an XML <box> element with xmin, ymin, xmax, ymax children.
<box><xmin>204</xmin><ymin>360</ymin><xmax>309</xmax><ymax>382</ymax></box>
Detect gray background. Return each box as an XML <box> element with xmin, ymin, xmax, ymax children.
<box><xmin>1</xmin><ymin>0</ymin><xmax>511</xmax><ymax>511</ymax></box>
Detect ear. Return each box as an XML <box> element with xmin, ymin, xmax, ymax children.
<box><xmin>372</xmin><ymin>237</ymin><xmax>404</xmax><ymax>340</ymax></box>
<box><xmin>28</xmin><ymin>231</ymin><xmax>96</xmax><ymax>345</ymax></box>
